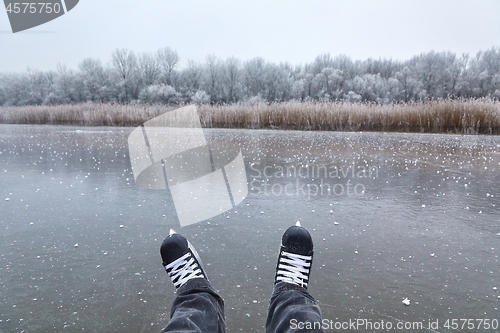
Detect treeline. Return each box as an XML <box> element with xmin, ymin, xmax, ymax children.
<box><xmin>1</xmin><ymin>46</ymin><xmax>499</xmax><ymax>106</ymax></box>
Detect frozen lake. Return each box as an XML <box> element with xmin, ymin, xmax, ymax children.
<box><xmin>1</xmin><ymin>125</ymin><xmax>499</xmax><ymax>332</ymax></box>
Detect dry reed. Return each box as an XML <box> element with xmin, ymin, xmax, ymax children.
<box><xmin>1</xmin><ymin>99</ymin><xmax>499</xmax><ymax>134</ymax></box>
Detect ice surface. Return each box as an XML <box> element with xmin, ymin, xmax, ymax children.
<box><xmin>0</xmin><ymin>126</ymin><xmax>499</xmax><ymax>332</ymax></box>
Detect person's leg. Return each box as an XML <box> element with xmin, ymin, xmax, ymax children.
<box><xmin>266</xmin><ymin>222</ymin><xmax>325</xmax><ymax>333</ymax></box>
<box><xmin>160</xmin><ymin>229</ymin><xmax>225</xmax><ymax>333</ymax></box>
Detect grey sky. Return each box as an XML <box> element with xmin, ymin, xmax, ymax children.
<box><xmin>1</xmin><ymin>0</ymin><xmax>499</xmax><ymax>73</ymax></box>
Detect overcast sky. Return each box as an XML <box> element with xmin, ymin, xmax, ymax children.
<box><xmin>1</xmin><ymin>0</ymin><xmax>499</xmax><ymax>73</ymax></box>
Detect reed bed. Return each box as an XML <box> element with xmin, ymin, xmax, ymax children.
<box><xmin>1</xmin><ymin>99</ymin><xmax>499</xmax><ymax>134</ymax></box>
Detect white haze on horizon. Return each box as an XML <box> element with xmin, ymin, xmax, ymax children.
<box><xmin>0</xmin><ymin>0</ymin><xmax>499</xmax><ymax>72</ymax></box>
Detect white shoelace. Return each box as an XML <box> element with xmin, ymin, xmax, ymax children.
<box><xmin>276</xmin><ymin>251</ymin><xmax>312</xmax><ymax>288</ymax></box>
<box><xmin>165</xmin><ymin>252</ymin><xmax>204</xmax><ymax>289</ymax></box>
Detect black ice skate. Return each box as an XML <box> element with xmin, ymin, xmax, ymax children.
<box><xmin>160</xmin><ymin>229</ymin><xmax>208</xmax><ymax>290</ymax></box>
<box><xmin>275</xmin><ymin>221</ymin><xmax>314</xmax><ymax>289</ymax></box>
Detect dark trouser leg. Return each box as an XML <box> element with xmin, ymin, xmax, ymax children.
<box><xmin>162</xmin><ymin>278</ymin><xmax>225</xmax><ymax>333</ymax></box>
<box><xmin>266</xmin><ymin>282</ymin><xmax>325</xmax><ymax>333</ymax></box>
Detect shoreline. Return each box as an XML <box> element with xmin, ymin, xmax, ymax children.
<box><xmin>1</xmin><ymin>99</ymin><xmax>499</xmax><ymax>134</ymax></box>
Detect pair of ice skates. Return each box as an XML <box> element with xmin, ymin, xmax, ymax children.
<box><xmin>160</xmin><ymin>221</ymin><xmax>314</xmax><ymax>290</ymax></box>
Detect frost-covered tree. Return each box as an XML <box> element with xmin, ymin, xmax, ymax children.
<box><xmin>475</xmin><ymin>47</ymin><xmax>500</xmax><ymax>96</ymax></box>
<box><xmin>203</xmin><ymin>55</ymin><xmax>224</xmax><ymax>103</ymax></box>
<box><xmin>263</xmin><ymin>63</ymin><xmax>292</xmax><ymax>102</ymax></box>
<box><xmin>157</xmin><ymin>47</ymin><xmax>179</xmax><ymax>86</ymax></box>
<box><xmin>53</xmin><ymin>64</ymin><xmax>86</xmax><ymax>104</ymax></box>
<box><xmin>0</xmin><ymin>74</ymin><xmax>7</xmax><ymax>105</ymax></box>
<box><xmin>395</xmin><ymin>67</ymin><xmax>420</xmax><ymax>102</ymax></box>
<box><xmin>0</xmin><ymin>73</ymin><xmax>31</xmax><ymax>105</ymax></box>
<box><xmin>139</xmin><ymin>84</ymin><xmax>179</xmax><ymax>104</ymax></box>
<box><xmin>179</xmin><ymin>59</ymin><xmax>204</xmax><ymax>98</ymax></box>
<box><xmin>79</xmin><ymin>58</ymin><xmax>110</xmax><ymax>102</ymax></box>
<box><xmin>242</xmin><ymin>57</ymin><xmax>267</xmax><ymax>99</ymax></box>
<box><xmin>138</xmin><ymin>52</ymin><xmax>161</xmax><ymax>87</ymax></box>
<box><xmin>111</xmin><ymin>48</ymin><xmax>138</xmax><ymax>102</ymax></box>
<box><xmin>25</xmin><ymin>67</ymin><xmax>53</xmax><ymax>104</ymax></box>
<box><xmin>413</xmin><ymin>51</ymin><xmax>450</xmax><ymax>99</ymax></box>
<box><xmin>2</xmin><ymin>47</ymin><xmax>500</xmax><ymax>106</ymax></box>
<box><xmin>190</xmin><ymin>90</ymin><xmax>210</xmax><ymax>104</ymax></box>
<box><xmin>222</xmin><ymin>57</ymin><xmax>242</xmax><ymax>102</ymax></box>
